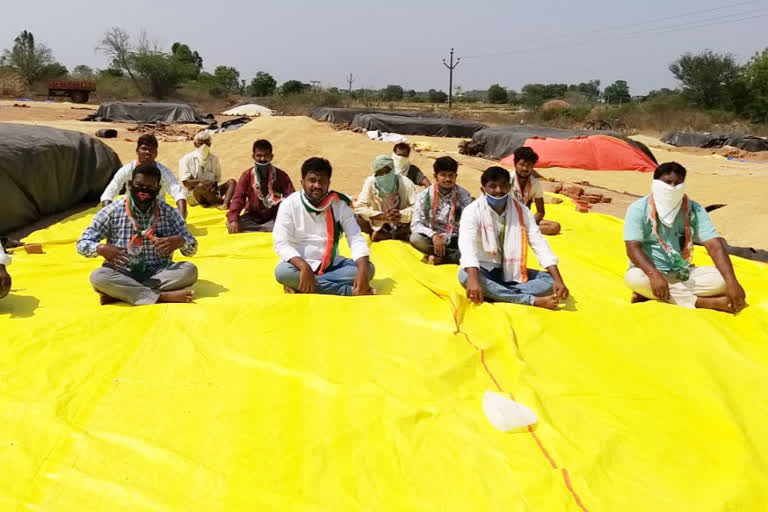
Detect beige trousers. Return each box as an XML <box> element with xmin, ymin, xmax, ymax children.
<box><xmin>624</xmin><ymin>266</ymin><xmax>726</xmax><ymax>309</ymax></box>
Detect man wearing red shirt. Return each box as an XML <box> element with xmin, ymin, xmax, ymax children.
<box><xmin>226</xmin><ymin>139</ymin><xmax>296</xmax><ymax>233</ymax></box>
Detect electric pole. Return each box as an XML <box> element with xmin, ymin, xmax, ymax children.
<box><xmin>442</xmin><ymin>48</ymin><xmax>460</xmax><ymax>109</ymax></box>
<box><xmin>346</xmin><ymin>73</ymin><xmax>355</xmax><ymax>94</ymax></box>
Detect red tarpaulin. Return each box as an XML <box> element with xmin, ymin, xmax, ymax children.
<box><xmin>499</xmin><ymin>135</ymin><xmax>657</xmax><ymax>172</ymax></box>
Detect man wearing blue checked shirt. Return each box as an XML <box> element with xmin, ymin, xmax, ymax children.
<box><xmin>77</xmin><ymin>164</ymin><xmax>198</xmax><ymax>305</ymax></box>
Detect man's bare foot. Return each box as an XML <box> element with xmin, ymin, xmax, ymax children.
<box><xmin>427</xmin><ymin>255</ymin><xmax>443</xmax><ymax>265</ymax></box>
<box><xmin>158</xmin><ymin>289</ymin><xmax>195</xmax><ymax>303</ymax></box>
<box><xmin>283</xmin><ymin>286</ymin><xmax>296</xmax><ymax>294</ymax></box>
<box><xmin>371</xmin><ymin>230</ymin><xmax>392</xmax><ymax>242</ymax></box>
<box><xmin>217</xmin><ymin>203</ymin><xmax>228</xmax><ymax>211</ymax></box>
<box><xmin>97</xmin><ymin>291</ymin><xmax>119</xmax><ymax>305</ymax></box>
<box><xmin>533</xmin><ymin>295</ymin><xmax>560</xmax><ymax>310</ymax></box>
<box><xmin>696</xmin><ymin>295</ymin><xmax>735</xmax><ymax>313</ymax></box>
<box><xmin>352</xmin><ymin>287</ymin><xmax>376</xmax><ymax>296</ymax></box>
<box><xmin>631</xmin><ymin>292</ymin><xmax>650</xmax><ymax>304</ymax></box>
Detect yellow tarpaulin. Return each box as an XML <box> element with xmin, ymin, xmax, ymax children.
<box><xmin>1</xmin><ymin>200</ymin><xmax>767</xmax><ymax>511</ymax></box>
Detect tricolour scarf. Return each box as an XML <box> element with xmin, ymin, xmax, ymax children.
<box><xmin>300</xmin><ymin>191</ymin><xmax>352</xmax><ymax>275</ymax></box>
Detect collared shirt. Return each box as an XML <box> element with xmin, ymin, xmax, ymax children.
<box><xmin>624</xmin><ymin>195</ymin><xmax>718</xmax><ymax>273</ymax></box>
<box><xmin>77</xmin><ymin>197</ymin><xmax>197</xmax><ymax>274</ymax></box>
<box><xmin>226</xmin><ymin>166</ymin><xmax>295</xmax><ymax>224</ymax></box>
<box><xmin>411</xmin><ymin>185</ymin><xmax>473</xmax><ymax>239</ymax></box>
<box><xmin>458</xmin><ymin>197</ymin><xmax>558</xmax><ymax>272</ymax></box>
<box><xmin>273</xmin><ymin>191</ymin><xmax>370</xmax><ymax>272</ymax></box>
<box><xmin>354</xmin><ymin>174</ymin><xmax>417</xmax><ymax>229</ymax></box>
<box><xmin>100</xmin><ymin>160</ymin><xmax>187</xmax><ymax>204</ymax></box>
<box><xmin>179</xmin><ymin>150</ymin><xmax>222</xmax><ymax>188</ymax></box>
<box><xmin>512</xmin><ymin>175</ymin><xmax>544</xmax><ymax>207</ymax></box>
<box><xmin>0</xmin><ymin>239</ymin><xmax>10</xmax><ymax>266</ymax></box>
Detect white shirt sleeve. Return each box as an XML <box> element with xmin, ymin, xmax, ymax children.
<box><xmin>522</xmin><ymin>204</ymin><xmax>558</xmax><ymax>268</ymax></box>
<box><xmin>178</xmin><ymin>153</ymin><xmax>193</xmax><ymax>183</ymax></box>
<box><xmin>272</xmin><ymin>198</ymin><xmax>301</xmax><ymax>263</ymax></box>
<box><xmin>458</xmin><ymin>202</ymin><xmax>481</xmax><ymax>269</ymax></box>
<box><xmin>353</xmin><ymin>177</ymin><xmax>382</xmax><ymax>219</ymax></box>
<box><xmin>339</xmin><ymin>202</ymin><xmax>370</xmax><ymax>262</ymax></box>
<box><xmin>0</xmin><ymin>239</ymin><xmax>10</xmax><ymax>266</ymax></box>
<box><xmin>159</xmin><ymin>164</ymin><xmax>187</xmax><ymax>202</ymax></box>
<box><xmin>213</xmin><ymin>154</ymin><xmax>222</xmax><ymax>183</ymax></box>
<box><xmin>100</xmin><ymin>162</ymin><xmax>132</xmax><ymax>202</ymax></box>
<box><xmin>397</xmin><ymin>176</ymin><xmax>417</xmax><ymax>223</ymax></box>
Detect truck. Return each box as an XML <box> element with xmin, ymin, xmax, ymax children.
<box><xmin>47</xmin><ymin>80</ymin><xmax>96</xmax><ymax>103</ymax></box>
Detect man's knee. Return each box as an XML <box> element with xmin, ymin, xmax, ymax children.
<box><xmin>90</xmin><ymin>267</ymin><xmax>115</xmax><ymax>289</ymax></box>
<box><xmin>176</xmin><ymin>262</ymin><xmax>198</xmax><ymax>285</ymax></box>
<box><xmin>458</xmin><ymin>268</ymin><xmax>469</xmax><ymax>287</ymax></box>
<box><xmin>409</xmin><ymin>233</ymin><xmax>431</xmax><ymax>253</ymax></box>
<box><xmin>540</xmin><ymin>221</ymin><xmax>561</xmax><ymax>236</ymax></box>
<box><xmin>274</xmin><ymin>262</ymin><xmax>299</xmax><ymax>286</ymax></box>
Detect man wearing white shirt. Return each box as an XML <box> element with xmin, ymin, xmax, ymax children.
<box><xmin>458</xmin><ymin>166</ymin><xmax>569</xmax><ymax>310</ymax></box>
<box><xmin>179</xmin><ymin>131</ymin><xmax>236</xmax><ymax>209</ymax></box>
<box><xmin>100</xmin><ymin>134</ymin><xmax>188</xmax><ymax>219</ymax></box>
<box><xmin>0</xmin><ymin>239</ymin><xmax>11</xmax><ymax>299</ymax></box>
<box><xmin>273</xmin><ymin>157</ymin><xmax>375</xmax><ymax>296</ymax></box>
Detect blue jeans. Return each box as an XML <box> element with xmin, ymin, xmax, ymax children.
<box><xmin>275</xmin><ymin>258</ymin><xmax>375</xmax><ymax>296</ymax></box>
<box><xmin>458</xmin><ymin>267</ymin><xmax>553</xmax><ymax>305</ymax></box>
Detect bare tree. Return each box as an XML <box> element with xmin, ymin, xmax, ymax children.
<box><xmin>97</xmin><ymin>27</ymin><xmax>145</xmax><ymax>94</ymax></box>
<box><xmin>346</xmin><ymin>73</ymin><xmax>354</xmax><ymax>94</ymax></box>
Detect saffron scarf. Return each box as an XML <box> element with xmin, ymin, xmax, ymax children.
<box><xmin>423</xmin><ymin>183</ymin><xmax>457</xmax><ymax>237</ymax></box>
<box><xmin>251</xmin><ymin>165</ymin><xmax>282</xmax><ymax>208</ymax></box>
<box><xmin>649</xmin><ymin>194</ymin><xmax>693</xmax><ymax>280</ymax></box>
<box><xmin>512</xmin><ymin>173</ymin><xmax>533</xmax><ymax>205</ymax></box>
<box><xmin>125</xmin><ymin>196</ymin><xmax>159</xmax><ymax>252</ymax></box>
<box><xmin>478</xmin><ymin>197</ymin><xmax>529</xmax><ymax>283</ymax></box>
<box><xmin>300</xmin><ymin>191</ymin><xmax>351</xmax><ymax>275</ymax></box>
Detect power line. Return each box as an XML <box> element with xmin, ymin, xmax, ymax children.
<box><xmin>462</xmin><ymin>7</ymin><xmax>768</xmax><ymax>60</ymax></box>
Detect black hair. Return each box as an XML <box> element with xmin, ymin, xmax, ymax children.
<box><xmin>433</xmin><ymin>155</ymin><xmax>458</xmax><ymax>173</ymax></box>
<box><xmin>301</xmin><ymin>157</ymin><xmax>333</xmax><ymax>179</ymax></box>
<box><xmin>132</xmin><ymin>163</ymin><xmax>161</xmax><ymax>182</ymax></box>
<box><xmin>513</xmin><ymin>146</ymin><xmax>539</xmax><ymax>164</ymax></box>
<box><xmin>481</xmin><ymin>166</ymin><xmax>511</xmax><ymax>186</ymax></box>
<box><xmin>252</xmin><ymin>139</ymin><xmax>273</xmax><ymax>154</ymax></box>
<box><xmin>654</xmin><ymin>162</ymin><xmax>687</xmax><ymax>181</ymax></box>
<box><xmin>136</xmin><ymin>134</ymin><xmax>158</xmax><ymax>150</ymax></box>
<box><xmin>393</xmin><ymin>142</ymin><xmax>411</xmax><ymax>154</ymax></box>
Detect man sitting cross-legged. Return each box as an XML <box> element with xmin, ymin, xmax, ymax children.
<box><xmin>273</xmin><ymin>157</ymin><xmax>375</xmax><ymax>296</ymax></box>
<box><xmin>624</xmin><ymin>161</ymin><xmax>746</xmax><ymax>313</ymax></box>
<box><xmin>77</xmin><ymin>164</ymin><xmax>198</xmax><ymax>305</ymax></box>
<box><xmin>409</xmin><ymin>156</ymin><xmax>472</xmax><ymax>265</ymax></box>
<box><xmin>179</xmin><ymin>130</ymin><xmax>236</xmax><ymax>210</ymax></box>
<box><xmin>458</xmin><ymin>166</ymin><xmax>569</xmax><ymax>310</ymax></box>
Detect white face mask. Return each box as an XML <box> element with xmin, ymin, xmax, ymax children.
<box><xmin>651</xmin><ymin>179</ymin><xmax>685</xmax><ymax>227</ymax></box>
<box><xmin>197</xmin><ymin>144</ymin><xmax>210</xmax><ymax>162</ymax></box>
<box><xmin>392</xmin><ymin>153</ymin><xmax>409</xmax><ymax>174</ymax></box>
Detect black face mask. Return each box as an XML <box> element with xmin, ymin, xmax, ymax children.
<box><xmin>129</xmin><ymin>185</ymin><xmax>160</xmax><ymax>210</ymax></box>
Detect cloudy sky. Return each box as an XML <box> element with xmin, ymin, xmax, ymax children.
<box><xmin>2</xmin><ymin>0</ymin><xmax>766</xmax><ymax>94</ymax></box>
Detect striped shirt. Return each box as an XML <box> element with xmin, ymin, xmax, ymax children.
<box><xmin>77</xmin><ymin>197</ymin><xmax>197</xmax><ymax>274</ymax></box>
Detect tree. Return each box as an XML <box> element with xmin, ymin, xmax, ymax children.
<box><xmin>428</xmin><ymin>89</ymin><xmax>448</xmax><ymax>103</ymax></box>
<box><xmin>1</xmin><ymin>30</ymin><xmax>55</xmax><ymax>84</ymax></box>
<box><xmin>740</xmin><ymin>48</ymin><xmax>768</xmax><ymax>122</ymax></box>
<box><xmin>381</xmin><ymin>84</ymin><xmax>404</xmax><ymax>101</ymax></box>
<box><xmin>520</xmin><ymin>83</ymin><xmax>567</xmax><ymax>107</ymax></box>
<box><xmin>41</xmin><ymin>62</ymin><xmax>68</xmax><ymax>79</ymax></box>
<box><xmin>212</xmin><ymin>65</ymin><xmax>240</xmax><ymax>94</ymax></box>
<box><xmin>97</xmin><ymin>27</ymin><xmax>144</xmax><ymax>94</ymax></box>
<box><xmin>603</xmin><ymin>80</ymin><xmax>631</xmax><ymax>104</ymax></box>
<box><xmin>246</xmin><ymin>71</ymin><xmax>277</xmax><ymax>96</ymax></box>
<box><xmin>669</xmin><ymin>50</ymin><xmax>740</xmax><ymax>109</ymax></box>
<box><xmin>487</xmin><ymin>84</ymin><xmax>508</xmax><ymax>104</ymax></box>
<box><xmin>280</xmin><ymin>79</ymin><xmax>306</xmax><ymax>95</ymax></box>
<box><xmin>131</xmin><ymin>50</ymin><xmax>188</xmax><ymax>99</ymax></box>
<box><xmin>171</xmin><ymin>42</ymin><xmax>203</xmax><ymax>80</ymax></box>
<box><xmin>71</xmin><ymin>65</ymin><xmax>95</xmax><ymax>79</ymax></box>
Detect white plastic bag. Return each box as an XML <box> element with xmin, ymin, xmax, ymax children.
<box><xmin>482</xmin><ymin>391</ymin><xmax>538</xmax><ymax>432</ymax></box>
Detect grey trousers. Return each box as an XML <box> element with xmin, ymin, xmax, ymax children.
<box><xmin>239</xmin><ymin>214</ymin><xmax>275</xmax><ymax>233</ymax></box>
<box><xmin>90</xmin><ymin>262</ymin><xmax>198</xmax><ymax>305</ymax></box>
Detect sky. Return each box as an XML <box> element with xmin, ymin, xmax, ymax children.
<box><xmin>2</xmin><ymin>0</ymin><xmax>766</xmax><ymax>95</ymax></box>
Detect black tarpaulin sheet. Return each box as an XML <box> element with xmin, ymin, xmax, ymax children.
<box><xmin>311</xmin><ymin>108</ymin><xmax>441</xmax><ymax>124</ymax></box>
<box><xmin>86</xmin><ymin>102</ymin><xmax>214</xmax><ymax>124</ymax></box>
<box><xmin>0</xmin><ymin>123</ymin><xmax>121</xmax><ymax>233</ymax></box>
<box><xmin>473</xmin><ymin>125</ymin><xmax>657</xmax><ymax>162</ymax></box>
<box><xmin>351</xmin><ymin>113</ymin><xmax>487</xmax><ymax>138</ymax></box>
<box><xmin>662</xmin><ymin>132</ymin><xmax>768</xmax><ymax>153</ymax></box>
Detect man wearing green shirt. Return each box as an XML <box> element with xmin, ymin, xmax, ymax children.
<box><xmin>623</xmin><ymin>162</ymin><xmax>746</xmax><ymax>313</ymax></box>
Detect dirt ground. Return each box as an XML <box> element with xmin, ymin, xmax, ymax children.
<box><xmin>2</xmin><ymin>99</ymin><xmax>766</xmax><ymax>250</ymax></box>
